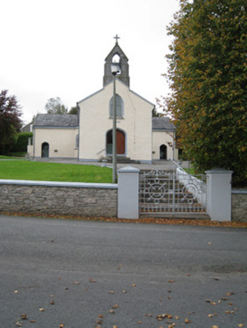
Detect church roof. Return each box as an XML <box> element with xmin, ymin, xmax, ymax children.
<box><xmin>33</xmin><ymin>114</ymin><xmax>78</xmax><ymax>127</ymax></box>
<box><xmin>152</xmin><ymin>117</ymin><xmax>175</xmax><ymax>131</ymax></box>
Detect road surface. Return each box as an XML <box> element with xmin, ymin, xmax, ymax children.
<box><xmin>0</xmin><ymin>215</ymin><xmax>246</xmax><ymax>328</ymax></box>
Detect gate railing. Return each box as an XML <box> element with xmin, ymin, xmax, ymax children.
<box><xmin>118</xmin><ymin>164</ymin><xmax>232</xmax><ymax>221</ymax></box>
<box><xmin>139</xmin><ymin>167</ymin><xmax>207</xmax><ymax>215</ymax></box>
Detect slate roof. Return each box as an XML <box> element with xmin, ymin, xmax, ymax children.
<box><xmin>33</xmin><ymin>114</ymin><xmax>174</xmax><ymax>132</ymax></box>
<box><xmin>33</xmin><ymin>114</ymin><xmax>78</xmax><ymax>127</ymax></box>
<box><xmin>152</xmin><ymin>117</ymin><xmax>175</xmax><ymax>131</ymax></box>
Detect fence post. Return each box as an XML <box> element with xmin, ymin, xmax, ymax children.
<box><xmin>206</xmin><ymin>168</ymin><xmax>232</xmax><ymax>221</ymax></box>
<box><xmin>117</xmin><ymin>166</ymin><xmax>140</xmax><ymax>219</ymax></box>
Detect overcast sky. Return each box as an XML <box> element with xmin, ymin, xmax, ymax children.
<box><xmin>1</xmin><ymin>0</ymin><xmax>180</xmax><ymax>125</ymax></box>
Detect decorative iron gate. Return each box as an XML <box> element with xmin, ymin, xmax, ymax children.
<box><xmin>139</xmin><ymin>169</ymin><xmax>207</xmax><ymax>216</ymax></box>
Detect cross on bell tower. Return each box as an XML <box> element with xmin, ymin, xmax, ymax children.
<box><xmin>103</xmin><ymin>35</ymin><xmax>130</xmax><ymax>87</ymax></box>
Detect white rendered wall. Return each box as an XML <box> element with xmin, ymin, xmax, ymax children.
<box><xmin>33</xmin><ymin>128</ymin><xmax>78</xmax><ymax>158</ymax></box>
<box><xmin>78</xmin><ymin>80</ymin><xmax>153</xmax><ymax>162</ymax></box>
<box><xmin>152</xmin><ymin>131</ymin><xmax>178</xmax><ymax>160</ymax></box>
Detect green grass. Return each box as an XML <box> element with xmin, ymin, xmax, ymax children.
<box><xmin>0</xmin><ymin>155</ymin><xmax>25</xmax><ymax>160</ymax></box>
<box><xmin>0</xmin><ymin>152</ymin><xmax>26</xmax><ymax>159</ymax></box>
<box><xmin>184</xmin><ymin>167</ymin><xmax>196</xmax><ymax>175</ymax></box>
<box><xmin>0</xmin><ymin>160</ymin><xmax>113</xmax><ymax>183</ymax></box>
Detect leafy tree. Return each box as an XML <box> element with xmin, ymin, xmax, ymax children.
<box><xmin>152</xmin><ymin>107</ymin><xmax>161</xmax><ymax>117</ymax></box>
<box><xmin>164</xmin><ymin>0</ymin><xmax>247</xmax><ymax>186</ymax></box>
<box><xmin>45</xmin><ymin>97</ymin><xmax>68</xmax><ymax>114</ymax></box>
<box><xmin>69</xmin><ymin>106</ymin><xmax>78</xmax><ymax>114</ymax></box>
<box><xmin>0</xmin><ymin>90</ymin><xmax>22</xmax><ymax>154</ymax></box>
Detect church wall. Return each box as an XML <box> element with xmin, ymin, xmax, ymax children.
<box><xmin>78</xmin><ymin>88</ymin><xmax>111</xmax><ymax>161</ymax></box>
<box><xmin>152</xmin><ymin>131</ymin><xmax>178</xmax><ymax>160</ymax></box>
<box><xmin>78</xmin><ymin>80</ymin><xmax>153</xmax><ymax>162</ymax></box>
<box><xmin>33</xmin><ymin>128</ymin><xmax>78</xmax><ymax>159</ymax></box>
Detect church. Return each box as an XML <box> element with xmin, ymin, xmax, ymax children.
<box><xmin>28</xmin><ymin>37</ymin><xmax>178</xmax><ymax>163</ymax></box>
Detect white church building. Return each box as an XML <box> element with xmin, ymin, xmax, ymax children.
<box><xmin>29</xmin><ymin>39</ymin><xmax>178</xmax><ymax>163</ymax></box>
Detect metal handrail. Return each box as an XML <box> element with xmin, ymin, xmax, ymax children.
<box><xmin>169</xmin><ymin>158</ymin><xmax>187</xmax><ymax>174</ymax></box>
<box><xmin>97</xmin><ymin>148</ymin><xmax>105</xmax><ymax>155</ymax></box>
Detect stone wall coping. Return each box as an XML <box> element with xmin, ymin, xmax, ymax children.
<box><xmin>0</xmin><ymin>179</ymin><xmax>118</xmax><ymax>189</ymax></box>
<box><xmin>232</xmin><ymin>190</ymin><xmax>247</xmax><ymax>194</ymax></box>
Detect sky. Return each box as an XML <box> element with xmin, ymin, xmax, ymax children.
<box><xmin>1</xmin><ymin>0</ymin><xmax>180</xmax><ymax>125</ymax></box>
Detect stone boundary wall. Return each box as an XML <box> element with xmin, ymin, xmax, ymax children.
<box><xmin>232</xmin><ymin>190</ymin><xmax>247</xmax><ymax>222</ymax></box>
<box><xmin>0</xmin><ymin>180</ymin><xmax>117</xmax><ymax>217</ymax></box>
<box><xmin>0</xmin><ymin>179</ymin><xmax>246</xmax><ymax>221</ymax></box>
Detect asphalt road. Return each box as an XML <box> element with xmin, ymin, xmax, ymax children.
<box><xmin>0</xmin><ymin>215</ymin><xmax>247</xmax><ymax>328</ymax></box>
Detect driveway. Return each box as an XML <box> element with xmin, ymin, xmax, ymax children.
<box><xmin>0</xmin><ymin>215</ymin><xmax>246</xmax><ymax>328</ymax></box>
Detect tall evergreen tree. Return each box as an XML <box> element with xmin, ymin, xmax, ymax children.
<box><xmin>165</xmin><ymin>0</ymin><xmax>247</xmax><ymax>185</ymax></box>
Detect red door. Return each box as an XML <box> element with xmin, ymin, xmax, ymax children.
<box><xmin>116</xmin><ymin>130</ymin><xmax>125</xmax><ymax>154</ymax></box>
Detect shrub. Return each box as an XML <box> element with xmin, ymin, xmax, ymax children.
<box><xmin>12</xmin><ymin>132</ymin><xmax>33</xmax><ymax>152</ymax></box>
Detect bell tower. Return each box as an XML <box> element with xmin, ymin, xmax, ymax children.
<box><xmin>103</xmin><ymin>35</ymin><xmax>130</xmax><ymax>87</ymax></box>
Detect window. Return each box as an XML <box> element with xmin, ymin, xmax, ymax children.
<box><xmin>109</xmin><ymin>94</ymin><xmax>124</xmax><ymax>118</ymax></box>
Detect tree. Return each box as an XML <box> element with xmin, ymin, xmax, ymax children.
<box><xmin>164</xmin><ymin>0</ymin><xmax>247</xmax><ymax>185</ymax></box>
<box><xmin>152</xmin><ymin>107</ymin><xmax>161</xmax><ymax>117</ymax></box>
<box><xmin>45</xmin><ymin>97</ymin><xmax>68</xmax><ymax>114</ymax></box>
<box><xmin>0</xmin><ymin>90</ymin><xmax>22</xmax><ymax>154</ymax></box>
<box><xmin>11</xmin><ymin>132</ymin><xmax>33</xmax><ymax>152</ymax></box>
<box><xmin>69</xmin><ymin>106</ymin><xmax>78</xmax><ymax>114</ymax></box>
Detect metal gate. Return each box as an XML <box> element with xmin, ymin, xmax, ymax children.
<box><xmin>139</xmin><ymin>169</ymin><xmax>207</xmax><ymax>216</ymax></box>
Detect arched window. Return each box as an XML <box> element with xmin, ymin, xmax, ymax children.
<box><xmin>109</xmin><ymin>94</ymin><xmax>124</xmax><ymax>118</ymax></box>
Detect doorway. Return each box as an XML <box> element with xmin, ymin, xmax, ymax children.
<box><xmin>160</xmin><ymin>144</ymin><xmax>167</xmax><ymax>160</ymax></box>
<box><xmin>106</xmin><ymin>129</ymin><xmax>125</xmax><ymax>155</ymax></box>
<box><xmin>41</xmin><ymin>142</ymin><xmax>49</xmax><ymax>158</ymax></box>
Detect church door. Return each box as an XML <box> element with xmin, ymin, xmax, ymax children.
<box><xmin>42</xmin><ymin>142</ymin><xmax>49</xmax><ymax>158</ymax></box>
<box><xmin>106</xmin><ymin>130</ymin><xmax>125</xmax><ymax>155</ymax></box>
<box><xmin>116</xmin><ymin>130</ymin><xmax>125</xmax><ymax>154</ymax></box>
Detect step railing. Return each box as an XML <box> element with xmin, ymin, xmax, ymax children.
<box><xmin>169</xmin><ymin>159</ymin><xmax>206</xmax><ymax>207</ymax></box>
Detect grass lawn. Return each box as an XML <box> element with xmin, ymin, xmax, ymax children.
<box><xmin>0</xmin><ymin>160</ymin><xmax>112</xmax><ymax>183</ymax></box>
<box><xmin>0</xmin><ymin>155</ymin><xmax>25</xmax><ymax>160</ymax></box>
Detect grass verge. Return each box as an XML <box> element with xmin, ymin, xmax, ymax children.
<box><xmin>0</xmin><ymin>160</ymin><xmax>112</xmax><ymax>183</ymax></box>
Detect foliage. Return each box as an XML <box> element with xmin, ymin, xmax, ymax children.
<box><xmin>45</xmin><ymin>97</ymin><xmax>68</xmax><ymax>114</ymax></box>
<box><xmin>164</xmin><ymin>0</ymin><xmax>247</xmax><ymax>186</ymax></box>
<box><xmin>11</xmin><ymin>132</ymin><xmax>33</xmax><ymax>152</ymax></box>
<box><xmin>0</xmin><ymin>90</ymin><xmax>22</xmax><ymax>154</ymax></box>
<box><xmin>9</xmin><ymin>152</ymin><xmax>27</xmax><ymax>157</ymax></box>
<box><xmin>69</xmin><ymin>106</ymin><xmax>78</xmax><ymax>114</ymax></box>
<box><xmin>0</xmin><ymin>161</ymin><xmax>112</xmax><ymax>183</ymax></box>
<box><xmin>152</xmin><ymin>107</ymin><xmax>161</xmax><ymax>117</ymax></box>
